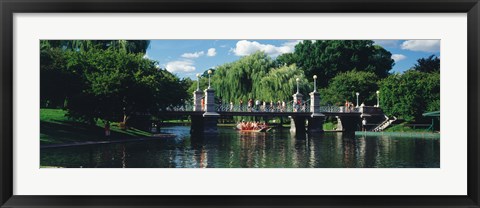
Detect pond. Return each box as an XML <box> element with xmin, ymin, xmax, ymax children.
<box><xmin>41</xmin><ymin>126</ymin><xmax>440</xmax><ymax>168</ymax></box>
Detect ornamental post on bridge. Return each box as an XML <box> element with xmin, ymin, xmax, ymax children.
<box><xmin>193</xmin><ymin>73</ymin><xmax>204</xmax><ymax>111</ymax></box>
<box><xmin>290</xmin><ymin>78</ymin><xmax>306</xmax><ymax>133</ymax></box>
<box><xmin>292</xmin><ymin>78</ymin><xmax>304</xmax><ymax>112</ymax></box>
<box><xmin>308</xmin><ymin>75</ymin><xmax>325</xmax><ymax>133</ymax></box>
<box><xmin>202</xmin><ymin>70</ymin><xmax>220</xmax><ymax>133</ymax></box>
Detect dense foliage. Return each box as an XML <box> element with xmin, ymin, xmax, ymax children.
<box><xmin>379</xmin><ymin>70</ymin><xmax>440</xmax><ymax>121</ymax></box>
<box><xmin>280</xmin><ymin>40</ymin><xmax>394</xmax><ymax>88</ymax></box>
<box><xmin>320</xmin><ymin>71</ymin><xmax>379</xmax><ymax>106</ymax></box>
<box><xmin>40</xmin><ymin>40</ymin><xmax>189</xmax><ymax>124</ymax></box>
<box><xmin>193</xmin><ymin>52</ymin><xmax>310</xmax><ymax>105</ymax></box>
<box><xmin>413</xmin><ymin>55</ymin><xmax>440</xmax><ymax>73</ymax></box>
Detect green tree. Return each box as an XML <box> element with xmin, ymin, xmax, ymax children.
<box><xmin>40</xmin><ymin>40</ymin><xmax>187</xmax><ymax>126</ymax></box>
<box><xmin>379</xmin><ymin>70</ymin><xmax>440</xmax><ymax>121</ymax></box>
<box><xmin>40</xmin><ymin>40</ymin><xmax>150</xmax><ymax>54</ymax></box>
<box><xmin>293</xmin><ymin>40</ymin><xmax>394</xmax><ymax>87</ymax></box>
<box><xmin>40</xmin><ymin>47</ymin><xmax>81</xmax><ymax>108</ymax></box>
<box><xmin>413</xmin><ymin>55</ymin><xmax>440</xmax><ymax>73</ymax></box>
<box><xmin>258</xmin><ymin>64</ymin><xmax>310</xmax><ymax>102</ymax></box>
<box><xmin>275</xmin><ymin>53</ymin><xmax>298</xmax><ymax>67</ymax></box>
<box><xmin>187</xmin><ymin>71</ymin><xmax>210</xmax><ymax>95</ymax></box>
<box><xmin>210</xmin><ymin>51</ymin><xmax>275</xmax><ymax>104</ymax></box>
<box><xmin>320</xmin><ymin>70</ymin><xmax>379</xmax><ymax>106</ymax></box>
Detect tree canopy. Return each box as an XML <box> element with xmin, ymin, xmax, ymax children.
<box><xmin>413</xmin><ymin>55</ymin><xmax>440</xmax><ymax>73</ymax></box>
<box><xmin>40</xmin><ymin>40</ymin><xmax>188</xmax><ymax>124</ymax></box>
<box><xmin>40</xmin><ymin>40</ymin><xmax>151</xmax><ymax>54</ymax></box>
<box><xmin>320</xmin><ymin>70</ymin><xmax>379</xmax><ymax>106</ymax></box>
<box><xmin>292</xmin><ymin>40</ymin><xmax>394</xmax><ymax>88</ymax></box>
<box><xmin>210</xmin><ymin>51</ymin><xmax>275</xmax><ymax>103</ymax></box>
<box><xmin>379</xmin><ymin>70</ymin><xmax>440</xmax><ymax>121</ymax></box>
<box><xmin>191</xmin><ymin>52</ymin><xmax>311</xmax><ymax>105</ymax></box>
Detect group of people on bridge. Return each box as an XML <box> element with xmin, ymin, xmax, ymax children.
<box><xmin>344</xmin><ymin>100</ymin><xmax>365</xmax><ymax>112</ymax></box>
<box><xmin>198</xmin><ymin>97</ymin><xmax>310</xmax><ymax>112</ymax></box>
<box><xmin>226</xmin><ymin>98</ymin><xmax>308</xmax><ymax>112</ymax></box>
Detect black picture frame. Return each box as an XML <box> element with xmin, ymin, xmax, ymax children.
<box><xmin>1</xmin><ymin>0</ymin><xmax>479</xmax><ymax>207</ymax></box>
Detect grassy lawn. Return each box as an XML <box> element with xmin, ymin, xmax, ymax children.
<box><xmin>323</xmin><ymin>122</ymin><xmax>336</xmax><ymax>130</ymax></box>
<box><xmin>40</xmin><ymin>108</ymin><xmax>152</xmax><ymax>145</ymax></box>
<box><xmin>384</xmin><ymin>122</ymin><xmax>431</xmax><ymax>132</ymax></box>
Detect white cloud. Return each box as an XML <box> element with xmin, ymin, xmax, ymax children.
<box><xmin>391</xmin><ymin>54</ymin><xmax>407</xmax><ymax>62</ymax></box>
<box><xmin>181</xmin><ymin>51</ymin><xmax>204</xmax><ymax>58</ymax></box>
<box><xmin>401</xmin><ymin>40</ymin><xmax>440</xmax><ymax>52</ymax></box>
<box><xmin>166</xmin><ymin>60</ymin><xmax>196</xmax><ymax>73</ymax></box>
<box><xmin>231</xmin><ymin>40</ymin><xmax>300</xmax><ymax>57</ymax></box>
<box><xmin>207</xmin><ymin>48</ymin><xmax>216</xmax><ymax>57</ymax></box>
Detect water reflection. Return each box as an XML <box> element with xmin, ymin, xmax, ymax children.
<box><xmin>41</xmin><ymin>126</ymin><xmax>440</xmax><ymax>168</ymax></box>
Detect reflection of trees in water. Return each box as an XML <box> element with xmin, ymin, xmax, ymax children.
<box><xmin>40</xmin><ymin>127</ymin><xmax>440</xmax><ymax>168</ymax></box>
<box><xmin>238</xmin><ymin>132</ymin><xmax>267</xmax><ymax>168</ymax></box>
<box><xmin>356</xmin><ymin>136</ymin><xmax>366</xmax><ymax>167</ymax></box>
<box><xmin>307</xmin><ymin>133</ymin><xmax>320</xmax><ymax>168</ymax></box>
<box><xmin>340</xmin><ymin>132</ymin><xmax>356</xmax><ymax>168</ymax></box>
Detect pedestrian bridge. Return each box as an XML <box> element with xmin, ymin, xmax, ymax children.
<box><xmin>163</xmin><ymin>85</ymin><xmax>384</xmax><ymax>134</ymax></box>
<box><xmin>160</xmin><ymin>104</ymin><xmax>385</xmax><ymax>134</ymax></box>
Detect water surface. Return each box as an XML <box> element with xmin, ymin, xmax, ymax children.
<box><xmin>41</xmin><ymin>126</ymin><xmax>440</xmax><ymax>168</ymax></box>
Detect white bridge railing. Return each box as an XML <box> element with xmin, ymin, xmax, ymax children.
<box><xmin>164</xmin><ymin>103</ymin><xmax>360</xmax><ymax>113</ymax></box>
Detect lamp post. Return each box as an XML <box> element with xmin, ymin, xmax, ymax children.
<box><xmin>356</xmin><ymin>92</ymin><xmax>359</xmax><ymax>108</ymax></box>
<box><xmin>376</xmin><ymin>90</ymin><xmax>380</xmax><ymax>107</ymax></box>
<box><xmin>313</xmin><ymin>75</ymin><xmax>317</xmax><ymax>92</ymax></box>
<box><xmin>207</xmin><ymin>70</ymin><xmax>212</xmax><ymax>89</ymax></box>
<box><xmin>296</xmin><ymin>78</ymin><xmax>300</xmax><ymax>94</ymax></box>
<box><xmin>196</xmin><ymin>73</ymin><xmax>200</xmax><ymax>91</ymax></box>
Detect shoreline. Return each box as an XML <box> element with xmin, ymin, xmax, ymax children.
<box><xmin>41</xmin><ymin>134</ymin><xmax>176</xmax><ymax>149</ymax></box>
<box><xmin>354</xmin><ymin>131</ymin><xmax>440</xmax><ymax>138</ymax></box>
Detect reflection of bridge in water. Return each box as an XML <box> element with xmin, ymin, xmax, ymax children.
<box><xmin>161</xmin><ymin>84</ymin><xmax>385</xmax><ymax>134</ymax></box>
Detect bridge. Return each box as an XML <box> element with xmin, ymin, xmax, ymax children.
<box><xmin>163</xmin><ymin>110</ymin><xmax>364</xmax><ymax>134</ymax></box>
<box><xmin>162</xmin><ymin>78</ymin><xmax>385</xmax><ymax>134</ymax></box>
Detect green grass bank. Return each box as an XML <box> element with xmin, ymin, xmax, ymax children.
<box><xmin>40</xmin><ymin>108</ymin><xmax>152</xmax><ymax>145</ymax></box>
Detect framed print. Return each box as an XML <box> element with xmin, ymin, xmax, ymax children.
<box><xmin>1</xmin><ymin>0</ymin><xmax>479</xmax><ymax>207</ymax></box>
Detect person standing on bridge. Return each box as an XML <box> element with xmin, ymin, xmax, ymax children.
<box><xmin>230</xmin><ymin>101</ymin><xmax>234</xmax><ymax>112</ymax></box>
<box><xmin>239</xmin><ymin>99</ymin><xmax>244</xmax><ymax>111</ymax></box>
<box><xmin>295</xmin><ymin>100</ymin><xmax>301</xmax><ymax>112</ymax></box>
<box><xmin>255</xmin><ymin>99</ymin><xmax>260</xmax><ymax>112</ymax></box>
<box><xmin>201</xmin><ymin>98</ymin><xmax>205</xmax><ymax>111</ymax></box>
<box><xmin>248</xmin><ymin>98</ymin><xmax>253</xmax><ymax>112</ymax></box>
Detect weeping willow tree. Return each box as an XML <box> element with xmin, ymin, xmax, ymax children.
<box><xmin>257</xmin><ymin>64</ymin><xmax>310</xmax><ymax>102</ymax></box>
<box><xmin>190</xmin><ymin>52</ymin><xmax>313</xmax><ymax>105</ymax></box>
<box><xmin>211</xmin><ymin>51</ymin><xmax>275</xmax><ymax>104</ymax></box>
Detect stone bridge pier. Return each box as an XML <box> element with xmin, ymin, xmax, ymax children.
<box><xmin>336</xmin><ymin>115</ymin><xmax>361</xmax><ymax>132</ymax></box>
<box><xmin>290</xmin><ymin>89</ymin><xmax>326</xmax><ymax>134</ymax></box>
<box><xmin>191</xmin><ymin>86</ymin><xmax>219</xmax><ymax>134</ymax></box>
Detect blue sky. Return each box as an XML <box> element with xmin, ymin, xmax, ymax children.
<box><xmin>145</xmin><ymin>40</ymin><xmax>440</xmax><ymax>79</ymax></box>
